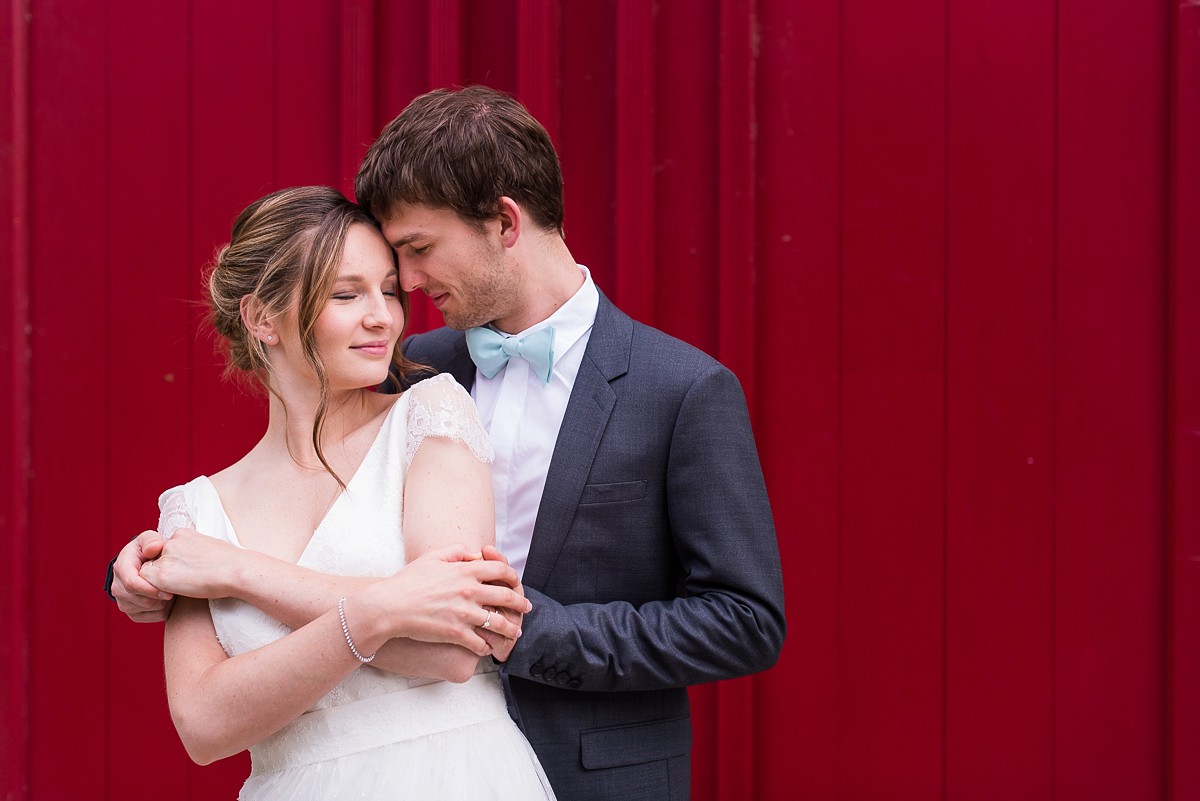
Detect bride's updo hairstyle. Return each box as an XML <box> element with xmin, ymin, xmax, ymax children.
<box><xmin>207</xmin><ymin>186</ymin><xmax>418</xmax><ymax>482</ymax></box>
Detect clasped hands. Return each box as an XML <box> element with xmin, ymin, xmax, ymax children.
<box><xmin>114</xmin><ymin>529</ymin><xmax>530</xmax><ymax>660</ymax></box>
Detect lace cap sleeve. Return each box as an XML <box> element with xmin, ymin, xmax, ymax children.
<box><xmin>405</xmin><ymin>373</ymin><xmax>494</xmax><ymax>467</ymax></box>
<box><xmin>157</xmin><ymin>485</ymin><xmax>195</xmax><ymax>541</ymax></box>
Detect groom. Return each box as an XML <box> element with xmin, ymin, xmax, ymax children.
<box><xmin>110</xmin><ymin>86</ymin><xmax>785</xmax><ymax>800</ymax></box>
<box><xmin>355</xmin><ymin>86</ymin><xmax>785</xmax><ymax>799</ymax></box>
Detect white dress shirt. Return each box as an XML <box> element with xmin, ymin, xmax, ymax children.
<box><xmin>471</xmin><ymin>266</ymin><xmax>599</xmax><ymax>578</ymax></box>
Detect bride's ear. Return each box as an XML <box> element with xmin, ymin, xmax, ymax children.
<box><xmin>240</xmin><ymin>296</ymin><xmax>279</xmax><ymax>345</ymax></box>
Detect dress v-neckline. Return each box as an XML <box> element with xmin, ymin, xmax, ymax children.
<box><xmin>201</xmin><ymin>394</ymin><xmax>405</xmax><ymax>565</ymax></box>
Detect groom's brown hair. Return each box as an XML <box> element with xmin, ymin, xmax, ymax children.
<box><xmin>355</xmin><ymin>85</ymin><xmax>565</xmax><ymax>235</ymax></box>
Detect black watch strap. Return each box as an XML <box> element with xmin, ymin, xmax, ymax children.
<box><xmin>104</xmin><ymin>557</ymin><xmax>117</xmax><ymax>602</ymax></box>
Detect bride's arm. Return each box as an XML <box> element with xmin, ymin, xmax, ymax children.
<box><xmin>144</xmin><ymin>536</ymin><xmax>525</xmax><ymax>681</ymax></box>
<box><xmin>164</xmin><ymin>595</ymin><xmax>360</xmax><ymax>764</ymax></box>
<box><xmin>165</xmin><ymin>550</ymin><xmax>508</xmax><ymax>765</ymax></box>
<box><xmin>164</xmin><ymin>433</ymin><xmax>516</xmax><ymax>764</ymax></box>
<box><xmin>334</xmin><ymin>424</ymin><xmax>513</xmax><ymax>677</ymax></box>
<box><xmin>398</xmin><ymin>430</ymin><xmax>508</xmax><ymax>668</ymax></box>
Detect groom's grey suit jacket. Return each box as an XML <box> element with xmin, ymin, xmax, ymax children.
<box><xmin>399</xmin><ymin>292</ymin><xmax>785</xmax><ymax>801</ymax></box>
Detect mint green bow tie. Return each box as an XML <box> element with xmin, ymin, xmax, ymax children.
<box><xmin>465</xmin><ymin>325</ymin><xmax>556</xmax><ymax>384</ymax></box>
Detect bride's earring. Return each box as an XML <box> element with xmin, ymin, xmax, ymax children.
<box><xmin>265</xmin><ymin>335</ymin><xmax>274</xmax><ymax>343</ymax></box>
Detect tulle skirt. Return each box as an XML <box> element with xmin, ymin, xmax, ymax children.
<box><xmin>238</xmin><ymin>672</ymin><xmax>555</xmax><ymax>801</ymax></box>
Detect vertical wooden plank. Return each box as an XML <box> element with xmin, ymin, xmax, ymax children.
<box><xmin>517</xmin><ymin>0</ymin><xmax>560</xmax><ymax>145</ymax></box>
<box><xmin>943</xmin><ymin>1</ymin><xmax>1056</xmax><ymax>799</ymax></box>
<box><xmin>372</xmin><ymin>0</ymin><xmax>427</xmax><ymax>115</ymax></box>
<box><xmin>649</xmin><ymin>8</ymin><xmax>721</xmax><ymax>786</ymax></box>
<box><xmin>754</xmin><ymin>0</ymin><xmax>841</xmax><ymax>797</ymax></box>
<box><xmin>188</xmin><ymin>2</ymin><xmax>277</xmax><ymax>790</ymax></box>
<box><xmin>464</xmin><ymin>0</ymin><xmax>517</xmax><ymax>90</ymax></box>
<box><xmin>651</xmin><ymin>3</ymin><xmax>717</xmax><ymax>351</ymax></box>
<box><xmin>397</xmin><ymin>0</ymin><xmax>466</xmax><ymax>336</ymax></box>
<box><xmin>716</xmin><ymin>0</ymin><xmax>756</xmax><ymax>387</ymax></box>
<box><xmin>27</xmin><ymin>0</ymin><xmax>110</xmax><ymax>797</ymax></box>
<box><xmin>1055</xmin><ymin>1</ymin><xmax>1168</xmax><ymax>799</ymax></box>
<box><xmin>189</xmin><ymin>0</ymin><xmax>274</xmax><ymax>480</ymax></box>
<box><xmin>103</xmin><ymin>0</ymin><xmax>196</xmax><ymax>797</ymax></box>
<box><xmin>371</xmin><ymin>0</ymin><xmax>430</xmax><ymax>123</ymax></box>
<box><xmin>276</xmin><ymin>0</ymin><xmax>339</xmax><ymax>186</ymax></box>
<box><xmin>340</xmin><ymin>0</ymin><xmax>376</xmax><ymax>195</ymax></box>
<box><xmin>0</xmin><ymin>0</ymin><xmax>31</xmax><ymax>796</ymax></box>
<box><xmin>714</xmin><ymin>1</ymin><xmax>757</xmax><ymax>799</ymax></box>
<box><xmin>1168</xmin><ymin>2</ymin><xmax>1200</xmax><ymax>800</ymax></box>
<box><xmin>371</xmin><ymin>1</ymin><xmax>439</xmax><ymax>335</ymax></box>
<box><xmin>613</xmin><ymin>0</ymin><xmax>655</xmax><ymax>325</ymax></box>
<box><xmin>427</xmin><ymin>0</ymin><xmax>464</xmax><ymax>89</ymax></box>
<box><xmin>373</xmin><ymin>0</ymin><xmax>430</xmax><ymax>120</ymax></box>
<box><xmin>840</xmin><ymin>0</ymin><xmax>947</xmax><ymax>796</ymax></box>
<box><xmin>558</xmin><ymin>2</ymin><xmax>616</xmax><ymax>297</ymax></box>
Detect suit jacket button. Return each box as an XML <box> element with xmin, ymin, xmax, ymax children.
<box><xmin>568</xmin><ymin>678</ymin><xmax>582</xmax><ymax>689</ymax></box>
<box><xmin>542</xmin><ymin>666</ymin><xmax>557</xmax><ymax>681</ymax></box>
<box><xmin>530</xmin><ymin>663</ymin><xmax>545</xmax><ymax>677</ymax></box>
<box><xmin>555</xmin><ymin>673</ymin><xmax>570</xmax><ymax>686</ymax></box>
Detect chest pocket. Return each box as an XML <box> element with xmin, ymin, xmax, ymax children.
<box><xmin>578</xmin><ymin>480</ymin><xmax>647</xmax><ymax>505</ymax></box>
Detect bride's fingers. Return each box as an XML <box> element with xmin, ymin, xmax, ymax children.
<box><xmin>475</xmin><ymin>605</ymin><xmax>521</xmax><ymax>641</ymax></box>
<box><xmin>478</xmin><ymin>606</ymin><xmax>522</xmax><ymax>661</ymax></box>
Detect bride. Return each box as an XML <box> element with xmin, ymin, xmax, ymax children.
<box><xmin>139</xmin><ymin>185</ymin><xmax>556</xmax><ymax>800</ymax></box>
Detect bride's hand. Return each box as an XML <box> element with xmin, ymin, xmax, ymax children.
<box><xmin>353</xmin><ymin>545</ymin><xmax>532</xmax><ymax>656</ymax></box>
<box><xmin>140</xmin><ymin>527</ymin><xmax>244</xmax><ymax>599</ymax></box>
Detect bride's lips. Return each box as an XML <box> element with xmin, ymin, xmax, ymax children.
<box><xmin>351</xmin><ymin>341</ymin><xmax>390</xmax><ymax>356</ymax></box>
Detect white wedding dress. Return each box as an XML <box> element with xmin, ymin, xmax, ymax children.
<box><xmin>157</xmin><ymin>374</ymin><xmax>556</xmax><ymax>801</ymax></box>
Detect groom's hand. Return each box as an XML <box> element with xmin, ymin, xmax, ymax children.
<box><xmin>111</xmin><ymin>531</ymin><xmax>175</xmax><ymax>623</ymax></box>
<box><xmin>139</xmin><ymin>527</ymin><xmax>242</xmax><ymax>600</ymax></box>
<box><xmin>479</xmin><ymin>546</ymin><xmax>525</xmax><ymax>662</ymax></box>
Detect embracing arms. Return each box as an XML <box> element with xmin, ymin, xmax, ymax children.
<box><xmin>502</xmin><ymin>362</ymin><xmax>787</xmax><ymax>693</ymax></box>
<box><xmin>135</xmin><ymin>389</ymin><xmax>523</xmax><ymax>763</ymax></box>
<box><xmin>162</xmin><ymin>558</ymin><xmax>484</xmax><ymax>765</ymax></box>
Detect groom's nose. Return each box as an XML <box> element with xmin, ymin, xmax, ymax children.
<box><xmin>396</xmin><ymin>257</ymin><xmax>424</xmax><ymax>293</ymax></box>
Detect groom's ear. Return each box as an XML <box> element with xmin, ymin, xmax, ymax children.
<box><xmin>494</xmin><ymin>196</ymin><xmax>522</xmax><ymax>249</ymax></box>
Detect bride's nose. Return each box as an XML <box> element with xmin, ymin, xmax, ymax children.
<box><xmin>363</xmin><ymin>292</ymin><xmax>394</xmax><ymax>329</ymax></box>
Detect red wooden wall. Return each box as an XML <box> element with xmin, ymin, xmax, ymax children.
<box><xmin>2</xmin><ymin>1</ymin><xmax>1196</xmax><ymax>800</ymax></box>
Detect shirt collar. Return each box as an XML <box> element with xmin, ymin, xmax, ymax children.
<box><xmin>496</xmin><ymin>264</ymin><xmax>598</xmax><ymax>356</ymax></box>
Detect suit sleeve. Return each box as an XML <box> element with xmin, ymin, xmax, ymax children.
<box><xmin>503</xmin><ymin>364</ymin><xmax>786</xmax><ymax>692</ymax></box>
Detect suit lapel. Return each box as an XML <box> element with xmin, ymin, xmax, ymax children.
<box><xmin>522</xmin><ymin>294</ymin><xmax>632</xmax><ymax>590</ymax></box>
<box><xmin>445</xmin><ymin>336</ymin><xmax>477</xmax><ymax>391</ymax></box>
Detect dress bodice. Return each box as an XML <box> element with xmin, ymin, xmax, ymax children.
<box><xmin>154</xmin><ymin>375</ymin><xmax>554</xmax><ymax>799</ymax></box>
<box><xmin>156</xmin><ymin>373</ymin><xmax>495</xmax><ymax>712</ymax></box>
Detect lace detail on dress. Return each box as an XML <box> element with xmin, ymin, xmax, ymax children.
<box><xmin>405</xmin><ymin>373</ymin><xmax>494</xmax><ymax>467</ymax></box>
<box><xmin>157</xmin><ymin>486</ymin><xmax>194</xmax><ymax>540</ymax></box>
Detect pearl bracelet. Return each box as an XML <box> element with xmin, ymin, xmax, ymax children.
<box><xmin>337</xmin><ymin>596</ymin><xmax>376</xmax><ymax>664</ymax></box>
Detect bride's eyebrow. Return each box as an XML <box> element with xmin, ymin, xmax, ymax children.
<box><xmin>332</xmin><ymin>273</ymin><xmax>397</xmax><ymax>287</ymax></box>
